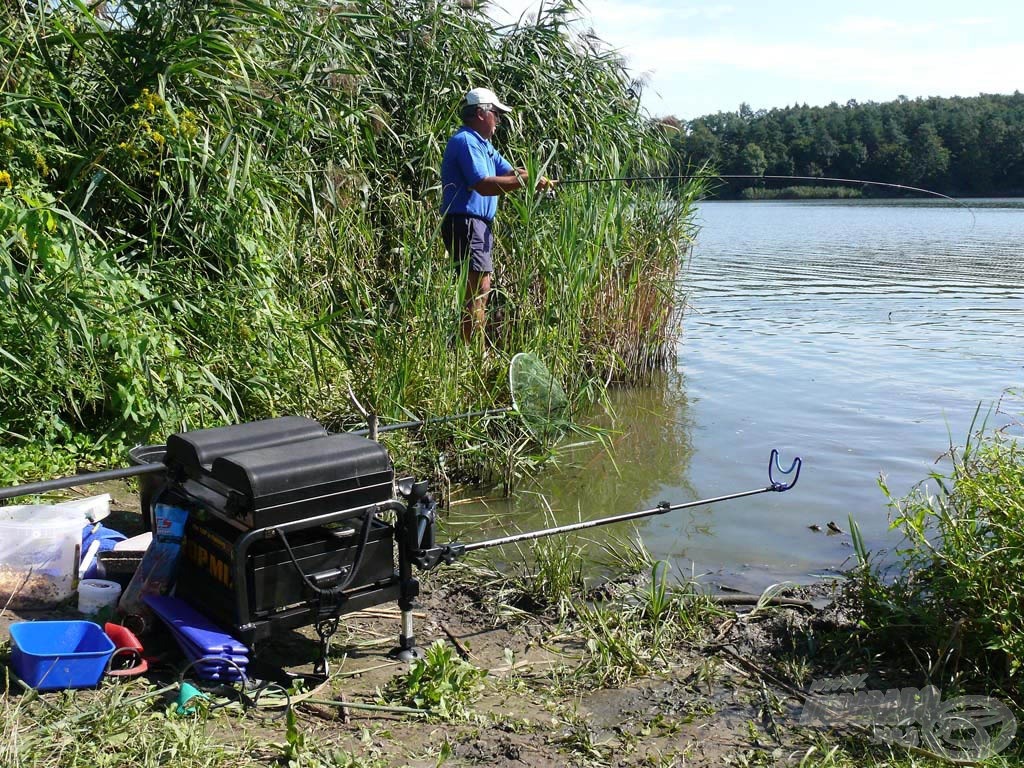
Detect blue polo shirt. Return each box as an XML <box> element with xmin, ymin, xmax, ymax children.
<box><xmin>440</xmin><ymin>126</ymin><xmax>513</xmax><ymax>222</ymax></box>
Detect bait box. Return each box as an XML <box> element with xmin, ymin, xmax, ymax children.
<box><xmin>0</xmin><ymin>506</ymin><xmax>82</xmax><ymax>609</ymax></box>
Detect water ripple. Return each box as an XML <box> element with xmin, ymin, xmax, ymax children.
<box><xmin>669</xmin><ymin>198</ymin><xmax>1024</xmax><ymax>586</ymax></box>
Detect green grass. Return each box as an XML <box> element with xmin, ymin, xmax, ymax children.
<box><xmin>0</xmin><ymin>676</ymin><xmax>268</xmax><ymax>767</ymax></box>
<box><xmin>796</xmin><ymin>734</ymin><xmax>1022</xmax><ymax>768</ymax></box>
<box><xmin>570</xmin><ymin>563</ymin><xmax>723</xmax><ymax>688</ymax></box>
<box><xmin>848</xmin><ymin>406</ymin><xmax>1024</xmax><ymax>702</ymax></box>
<box><xmin>453</xmin><ymin>533</ymin><xmax>724</xmax><ymax>689</ymax></box>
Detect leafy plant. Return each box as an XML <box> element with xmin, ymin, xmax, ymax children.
<box><xmin>280</xmin><ymin>707</ymin><xmax>307</xmax><ymax>766</ymax></box>
<box><xmin>381</xmin><ymin>640</ymin><xmax>487</xmax><ymax>720</ymax></box>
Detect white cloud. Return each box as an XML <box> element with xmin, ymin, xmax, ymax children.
<box><xmin>954</xmin><ymin>16</ymin><xmax>997</xmax><ymax>26</ymax></box>
<box><xmin>631</xmin><ymin>35</ymin><xmax>1024</xmax><ymax>86</ymax></box>
<box><xmin>588</xmin><ymin>1</ymin><xmax>735</xmax><ymax>28</ymax></box>
<box><xmin>831</xmin><ymin>16</ymin><xmax>903</xmax><ymax>35</ymax></box>
<box><xmin>486</xmin><ymin>2</ymin><xmax>1021</xmax><ymax>116</ymax></box>
<box><xmin>491</xmin><ymin>1</ymin><xmax>735</xmax><ymax>29</ymax></box>
<box><xmin>831</xmin><ymin>14</ymin><xmax>999</xmax><ymax>38</ymax></box>
<box><xmin>587</xmin><ymin>1</ymin><xmax>674</xmax><ymax>27</ymax></box>
<box><xmin>638</xmin><ymin>34</ymin><xmax>1024</xmax><ymax>115</ymax></box>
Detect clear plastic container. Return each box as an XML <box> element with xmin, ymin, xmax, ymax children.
<box><xmin>0</xmin><ymin>505</ymin><xmax>83</xmax><ymax>608</ymax></box>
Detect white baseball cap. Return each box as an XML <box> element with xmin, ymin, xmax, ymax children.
<box><xmin>463</xmin><ymin>87</ymin><xmax>512</xmax><ymax>113</ymax></box>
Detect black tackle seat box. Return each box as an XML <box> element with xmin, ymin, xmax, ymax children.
<box><xmin>176</xmin><ymin>511</ymin><xmax>397</xmax><ymax>630</ymax></box>
<box><xmin>165</xmin><ymin>418</ymin><xmax>396</xmax><ymax>529</ymax></box>
<box><xmin>210</xmin><ymin>434</ymin><xmax>395</xmax><ymax>528</ymax></box>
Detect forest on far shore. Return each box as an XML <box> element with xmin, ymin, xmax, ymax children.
<box><xmin>659</xmin><ymin>92</ymin><xmax>1024</xmax><ymax>197</ymax></box>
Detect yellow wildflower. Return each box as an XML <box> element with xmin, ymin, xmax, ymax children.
<box><xmin>0</xmin><ymin>170</ymin><xmax>12</xmax><ymax>189</ymax></box>
<box><xmin>132</xmin><ymin>88</ymin><xmax>165</xmax><ymax>115</ymax></box>
<box><xmin>179</xmin><ymin>109</ymin><xmax>200</xmax><ymax>140</ymax></box>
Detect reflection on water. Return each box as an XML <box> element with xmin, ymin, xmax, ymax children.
<box><xmin>453</xmin><ymin>199</ymin><xmax>1024</xmax><ymax>592</ymax></box>
<box><xmin>445</xmin><ymin>370</ymin><xmax>703</xmax><ymax>563</ymax></box>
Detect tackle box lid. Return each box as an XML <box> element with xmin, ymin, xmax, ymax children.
<box><xmin>209</xmin><ymin>433</ymin><xmax>394</xmax><ymax>508</ymax></box>
<box><xmin>165</xmin><ymin>417</ymin><xmax>327</xmax><ymax>475</ymax></box>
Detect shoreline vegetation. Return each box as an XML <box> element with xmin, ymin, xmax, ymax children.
<box><xmin>739</xmin><ymin>185</ymin><xmax>863</xmax><ymax>200</ymax></box>
<box><xmin>2</xmin><ymin>1</ymin><xmax>1023</xmax><ymax>766</ymax></box>
<box><xmin>0</xmin><ymin>0</ymin><xmax>701</xmax><ymax>490</ymax></box>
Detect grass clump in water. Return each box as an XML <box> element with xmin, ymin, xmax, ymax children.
<box><xmin>740</xmin><ymin>185</ymin><xmax>863</xmax><ymax>199</ymax></box>
<box><xmin>852</xmin><ymin>405</ymin><xmax>1024</xmax><ymax>701</ymax></box>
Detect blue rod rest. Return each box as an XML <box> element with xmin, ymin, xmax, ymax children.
<box><xmin>768</xmin><ymin>449</ymin><xmax>802</xmax><ymax>491</ymax></box>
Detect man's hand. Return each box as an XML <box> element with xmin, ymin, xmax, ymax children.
<box><xmin>489</xmin><ymin>169</ymin><xmax>558</xmax><ymax>195</ymax></box>
<box><xmin>536</xmin><ymin>176</ymin><xmax>557</xmax><ymax>192</ymax></box>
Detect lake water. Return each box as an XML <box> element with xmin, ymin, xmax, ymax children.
<box><xmin>455</xmin><ymin>198</ymin><xmax>1024</xmax><ymax>592</ymax></box>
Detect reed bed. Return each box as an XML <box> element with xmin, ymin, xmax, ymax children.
<box><xmin>0</xmin><ymin>0</ymin><xmax>701</xmax><ymax>483</ymax></box>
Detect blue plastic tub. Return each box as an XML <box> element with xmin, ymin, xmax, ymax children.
<box><xmin>9</xmin><ymin>620</ymin><xmax>115</xmax><ymax>690</ymax></box>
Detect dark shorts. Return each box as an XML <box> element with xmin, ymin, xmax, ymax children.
<box><xmin>442</xmin><ymin>215</ymin><xmax>493</xmax><ymax>273</ymax></box>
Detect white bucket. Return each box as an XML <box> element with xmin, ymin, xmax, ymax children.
<box><xmin>78</xmin><ymin>579</ymin><xmax>123</xmax><ymax>615</ymax></box>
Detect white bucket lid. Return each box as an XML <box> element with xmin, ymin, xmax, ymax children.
<box><xmin>0</xmin><ymin>494</ymin><xmax>111</xmax><ymax>529</ymax></box>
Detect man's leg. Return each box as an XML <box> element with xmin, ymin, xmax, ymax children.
<box><xmin>462</xmin><ymin>270</ymin><xmax>492</xmax><ymax>344</ymax></box>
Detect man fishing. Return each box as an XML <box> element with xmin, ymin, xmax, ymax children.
<box><xmin>440</xmin><ymin>87</ymin><xmax>554</xmax><ymax>344</ymax></box>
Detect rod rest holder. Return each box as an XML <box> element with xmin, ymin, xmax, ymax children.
<box><xmin>411</xmin><ymin>543</ymin><xmax>466</xmax><ymax>571</ymax></box>
<box><xmin>768</xmin><ymin>448</ymin><xmax>802</xmax><ymax>491</ymax></box>
<box><xmin>397</xmin><ymin>477</ymin><xmax>431</xmax><ymax>504</ymax></box>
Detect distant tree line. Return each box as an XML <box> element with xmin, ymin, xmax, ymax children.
<box><xmin>659</xmin><ymin>92</ymin><xmax>1024</xmax><ymax>197</ymax></box>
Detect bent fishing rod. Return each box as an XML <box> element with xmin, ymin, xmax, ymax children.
<box><xmin>552</xmin><ymin>173</ymin><xmax>974</xmax><ymax>222</ymax></box>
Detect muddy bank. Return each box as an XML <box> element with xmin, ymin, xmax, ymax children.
<box><xmin>0</xmin><ymin>484</ymin><xmax>962</xmax><ymax>767</ymax></box>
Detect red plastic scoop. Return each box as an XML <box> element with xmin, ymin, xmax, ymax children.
<box><xmin>104</xmin><ymin>622</ymin><xmax>149</xmax><ymax>677</ymax></box>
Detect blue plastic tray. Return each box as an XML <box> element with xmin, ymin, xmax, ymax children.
<box><xmin>144</xmin><ymin>594</ymin><xmax>249</xmax><ymax>654</ymax></box>
<box><xmin>10</xmin><ymin>621</ymin><xmax>115</xmax><ymax>690</ymax></box>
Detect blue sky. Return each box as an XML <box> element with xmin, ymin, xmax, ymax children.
<box><xmin>489</xmin><ymin>0</ymin><xmax>1024</xmax><ymax>119</ymax></box>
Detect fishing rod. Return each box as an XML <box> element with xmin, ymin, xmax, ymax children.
<box><xmin>552</xmin><ymin>173</ymin><xmax>975</xmax><ymax>223</ymax></box>
<box><xmin>410</xmin><ymin>448</ymin><xmax>801</xmax><ymax>566</ymax></box>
